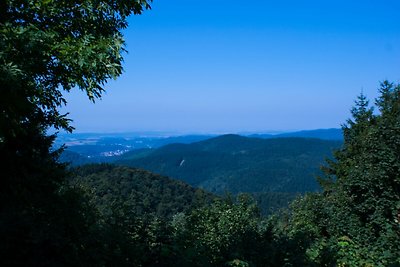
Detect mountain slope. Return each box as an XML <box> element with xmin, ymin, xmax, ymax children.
<box><xmin>250</xmin><ymin>128</ymin><xmax>343</xmax><ymax>140</ymax></box>
<box><xmin>71</xmin><ymin>164</ymin><xmax>214</xmax><ymax>218</ymax></box>
<box><xmin>116</xmin><ymin>135</ymin><xmax>342</xmax><ymax>194</ymax></box>
<box><xmin>59</xmin><ymin>150</ymin><xmax>93</xmax><ymax>166</ymax></box>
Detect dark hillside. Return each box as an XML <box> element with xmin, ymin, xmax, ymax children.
<box><xmin>117</xmin><ymin>135</ymin><xmax>342</xmax><ymax>194</ymax></box>
<box><xmin>72</xmin><ymin>164</ymin><xmax>215</xmax><ymax>219</ymax></box>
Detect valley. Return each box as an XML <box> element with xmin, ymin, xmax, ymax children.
<box><xmin>60</xmin><ymin>130</ymin><xmax>343</xmax><ymax>215</ymax></box>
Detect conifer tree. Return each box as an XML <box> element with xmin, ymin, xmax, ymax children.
<box><xmin>288</xmin><ymin>81</ymin><xmax>400</xmax><ymax>266</ymax></box>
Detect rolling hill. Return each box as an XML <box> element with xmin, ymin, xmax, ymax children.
<box><xmin>249</xmin><ymin>128</ymin><xmax>343</xmax><ymax>140</ymax></box>
<box><xmin>71</xmin><ymin>164</ymin><xmax>215</xmax><ymax>219</ymax></box>
<box><xmin>58</xmin><ymin>129</ymin><xmax>342</xmax><ymax>165</ymax></box>
<box><xmin>116</xmin><ymin>135</ymin><xmax>342</xmax><ymax>194</ymax></box>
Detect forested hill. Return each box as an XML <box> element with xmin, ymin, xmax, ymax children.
<box><xmin>250</xmin><ymin>128</ymin><xmax>343</xmax><ymax>140</ymax></box>
<box><xmin>57</xmin><ymin>128</ymin><xmax>342</xmax><ymax>165</ymax></box>
<box><xmin>116</xmin><ymin>135</ymin><xmax>342</xmax><ymax>194</ymax></box>
<box><xmin>71</xmin><ymin>164</ymin><xmax>215</xmax><ymax>219</ymax></box>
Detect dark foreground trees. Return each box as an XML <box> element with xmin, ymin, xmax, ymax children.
<box><xmin>286</xmin><ymin>81</ymin><xmax>400</xmax><ymax>266</ymax></box>
<box><xmin>1</xmin><ymin>1</ymin><xmax>400</xmax><ymax>266</ymax></box>
<box><xmin>0</xmin><ymin>1</ymin><xmax>151</xmax><ymax>266</ymax></box>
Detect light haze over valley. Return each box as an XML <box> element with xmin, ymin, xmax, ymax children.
<box><xmin>3</xmin><ymin>1</ymin><xmax>400</xmax><ymax>266</ymax></box>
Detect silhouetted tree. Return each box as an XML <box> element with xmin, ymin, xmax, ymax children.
<box><xmin>0</xmin><ymin>1</ymin><xmax>151</xmax><ymax>265</ymax></box>
<box><xmin>287</xmin><ymin>81</ymin><xmax>400</xmax><ymax>266</ymax></box>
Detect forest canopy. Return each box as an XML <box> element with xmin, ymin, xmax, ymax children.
<box><xmin>1</xmin><ymin>1</ymin><xmax>400</xmax><ymax>266</ymax></box>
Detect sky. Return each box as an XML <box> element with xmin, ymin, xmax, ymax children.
<box><xmin>64</xmin><ymin>0</ymin><xmax>400</xmax><ymax>134</ymax></box>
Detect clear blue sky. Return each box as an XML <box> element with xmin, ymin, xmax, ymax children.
<box><xmin>64</xmin><ymin>0</ymin><xmax>400</xmax><ymax>134</ymax></box>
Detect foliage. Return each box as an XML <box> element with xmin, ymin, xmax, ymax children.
<box><xmin>71</xmin><ymin>164</ymin><xmax>215</xmax><ymax>219</ymax></box>
<box><xmin>70</xmin><ymin>164</ymin><xmax>280</xmax><ymax>266</ymax></box>
<box><xmin>285</xmin><ymin>81</ymin><xmax>400</xmax><ymax>266</ymax></box>
<box><xmin>253</xmin><ymin>191</ymin><xmax>298</xmax><ymax>216</ymax></box>
<box><xmin>0</xmin><ymin>1</ymin><xmax>151</xmax><ymax>266</ymax></box>
<box><xmin>2</xmin><ymin>1</ymin><xmax>400</xmax><ymax>265</ymax></box>
<box><xmin>169</xmin><ymin>195</ymin><xmax>277</xmax><ymax>267</ymax></box>
<box><xmin>117</xmin><ymin>135</ymin><xmax>341</xmax><ymax>194</ymax></box>
<box><xmin>60</xmin><ymin>150</ymin><xmax>94</xmax><ymax>166</ymax></box>
<box><xmin>1</xmin><ymin>0</ymin><xmax>151</xmax><ymax>134</ymax></box>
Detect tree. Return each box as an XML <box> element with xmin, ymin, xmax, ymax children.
<box><xmin>1</xmin><ymin>0</ymin><xmax>151</xmax><ymax>134</ymax></box>
<box><xmin>287</xmin><ymin>81</ymin><xmax>400</xmax><ymax>266</ymax></box>
<box><xmin>171</xmin><ymin>195</ymin><xmax>276</xmax><ymax>267</ymax></box>
<box><xmin>0</xmin><ymin>1</ymin><xmax>152</xmax><ymax>265</ymax></box>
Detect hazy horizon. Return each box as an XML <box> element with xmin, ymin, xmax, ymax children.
<box><xmin>56</xmin><ymin>127</ymin><xmax>341</xmax><ymax>137</ymax></box>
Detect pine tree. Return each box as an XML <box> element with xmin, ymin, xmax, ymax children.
<box><xmin>288</xmin><ymin>81</ymin><xmax>400</xmax><ymax>266</ymax></box>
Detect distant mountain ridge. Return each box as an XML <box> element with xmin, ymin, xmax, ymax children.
<box><xmin>249</xmin><ymin>128</ymin><xmax>343</xmax><ymax>140</ymax></box>
<box><xmin>57</xmin><ymin>134</ymin><xmax>215</xmax><ymax>162</ymax></box>
<box><xmin>59</xmin><ymin>128</ymin><xmax>343</xmax><ymax>167</ymax></box>
<box><xmin>116</xmin><ymin>134</ymin><xmax>342</xmax><ymax>195</ymax></box>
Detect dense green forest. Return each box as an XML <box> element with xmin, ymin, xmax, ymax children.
<box><xmin>3</xmin><ymin>85</ymin><xmax>400</xmax><ymax>266</ymax></box>
<box><xmin>60</xmin><ymin>150</ymin><xmax>95</xmax><ymax>166</ymax></box>
<box><xmin>117</xmin><ymin>136</ymin><xmax>341</xmax><ymax>194</ymax></box>
<box><xmin>71</xmin><ymin>164</ymin><xmax>214</xmax><ymax>219</ymax></box>
<box><xmin>1</xmin><ymin>1</ymin><xmax>400</xmax><ymax>266</ymax></box>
